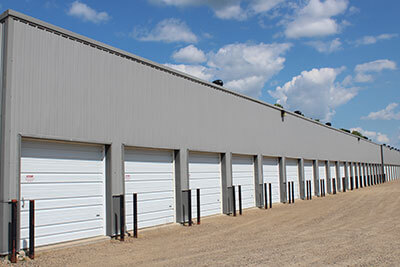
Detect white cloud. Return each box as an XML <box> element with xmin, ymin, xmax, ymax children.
<box><xmin>67</xmin><ymin>1</ymin><xmax>110</xmax><ymax>24</ymax></box>
<box><xmin>207</xmin><ymin>42</ymin><xmax>291</xmax><ymax>97</ymax></box>
<box><xmin>132</xmin><ymin>18</ymin><xmax>197</xmax><ymax>43</ymax></box>
<box><xmin>362</xmin><ymin>103</ymin><xmax>400</xmax><ymax>120</ymax></box>
<box><xmin>354</xmin><ymin>33</ymin><xmax>398</xmax><ymax>46</ymax></box>
<box><xmin>348</xmin><ymin>6</ymin><xmax>360</xmax><ymax>15</ymax></box>
<box><xmin>284</xmin><ymin>0</ymin><xmax>349</xmax><ymax>38</ymax></box>
<box><xmin>165</xmin><ymin>42</ymin><xmax>291</xmax><ymax>98</ymax></box>
<box><xmin>354</xmin><ymin>59</ymin><xmax>397</xmax><ymax>83</ymax></box>
<box><xmin>350</xmin><ymin>127</ymin><xmax>390</xmax><ymax>144</ymax></box>
<box><xmin>249</xmin><ymin>0</ymin><xmax>285</xmax><ymax>14</ymax></box>
<box><xmin>306</xmin><ymin>38</ymin><xmax>342</xmax><ymax>53</ymax></box>
<box><xmin>172</xmin><ymin>45</ymin><xmax>206</xmax><ymax>63</ymax></box>
<box><xmin>149</xmin><ymin>0</ymin><xmax>284</xmax><ymax>20</ymax></box>
<box><xmin>269</xmin><ymin>67</ymin><xmax>358</xmax><ymax>121</ymax></box>
<box><xmin>164</xmin><ymin>63</ymin><xmax>213</xmax><ymax>81</ymax></box>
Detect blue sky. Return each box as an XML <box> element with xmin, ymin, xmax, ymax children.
<box><xmin>2</xmin><ymin>0</ymin><xmax>400</xmax><ymax>146</ymax></box>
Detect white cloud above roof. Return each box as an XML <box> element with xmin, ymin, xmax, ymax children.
<box><xmin>269</xmin><ymin>67</ymin><xmax>358</xmax><ymax>121</ymax></box>
<box><xmin>362</xmin><ymin>103</ymin><xmax>400</xmax><ymax>120</ymax></box>
<box><xmin>149</xmin><ymin>0</ymin><xmax>284</xmax><ymax>20</ymax></box>
<box><xmin>354</xmin><ymin>59</ymin><xmax>396</xmax><ymax>83</ymax></box>
<box><xmin>67</xmin><ymin>1</ymin><xmax>110</xmax><ymax>24</ymax></box>
<box><xmin>172</xmin><ymin>45</ymin><xmax>206</xmax><ymax>63</ymax></box>
<box><xmin>165</xmin><ymin>42</ymin><xmax>291</xmax><ymax>98</ymax></box>
<box><xmin>350</xmin><ymin>127</ymin><xmax>390</xmax><ymax>144</ymax></box>
<box><xmin>132</xmin><ymin>18</ymin><xmax>198</xmax><ymax>43</ymax></box>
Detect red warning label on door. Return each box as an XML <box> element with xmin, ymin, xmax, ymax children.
<box><xmin>25</xmin><ymin>175</ymin><xmax>34</xmax><ymax>181</ymax></box>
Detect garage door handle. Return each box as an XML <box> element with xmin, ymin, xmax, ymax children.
<box><xmin>22</xmin><ymin>197</ymin><xmax>25</xmax><ymax>208</ymax></box>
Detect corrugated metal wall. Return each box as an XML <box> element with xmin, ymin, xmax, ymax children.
<box><xmin>9</xmin><ymin>18</ymin><xmax>384</xmax><ymax>161</ymax></box>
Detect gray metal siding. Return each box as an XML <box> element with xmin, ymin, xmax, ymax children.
<box><xmin>10</xmin><ymin>19</ymin><xmax>383</xmax><ymax>161</ymax></box>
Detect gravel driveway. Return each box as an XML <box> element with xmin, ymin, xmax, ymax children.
<box><xmin>5</xmin><ymin>180</ymin><xmax>400</xmax><ymax>266</ymax></box>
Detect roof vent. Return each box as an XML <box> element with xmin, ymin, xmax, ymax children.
<box><xmin>212</xmin><ymin>79</ymin><xmax>223</xmax><ymax>86</ymax></box>
<box><xmin>294</xmin><ymin>110</ymin><xmax>304</xmax><ymax>116</ymax></box>
<box><xmin>325</xmin><ymin>122</ymin><xmax>332</xmax><ymax>126</ymax></box>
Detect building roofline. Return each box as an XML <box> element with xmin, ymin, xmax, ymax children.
<box><xmin>0</xmin><ymin>9</ymin><xmax>382</xmax><ymax>148</ymax></box>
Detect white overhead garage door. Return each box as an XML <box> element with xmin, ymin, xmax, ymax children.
<box><xmin>232</xmin><ymin>155</ymin><xmax>255</xmax><ymax>209</ymax></box>
<box><xmin>353</xmin><ymin>163</ymin><xmax>358</xmax><ymax>188</ymax></box>
<box><xmin>286</xmin><ymin>159</ymin><xmax>300</xmax><ymax>200</ymax></box>
<box><xmin>189</xmin><ymin>152</ymin><xmax>221</xmax><ymax>218</ymax></box>
<box><xmin>350</xmin><ymin>164</ymin><xmax>356</xmax><ymax>188</ymax></box>
<box><xmin>262</xmin><ymin>157</ymin><xmax>281</xmax><ymax>204</ymax></box>
<box><xmin>20</xmin><ymin>139</ymin><xmax>105</xmax><ymax>249</ymax></box>
<box><xmin>346</xmin><ymin>164</ymin><xmax>351</xmax><ymax>189</ymax></box>
<box><xmin>319</xmin><ymin>162</ymin><xmax>327</xmax><ymax>195</ymax></box>
<box><xmin>330</xmin><ymin>163</ymin><xmax>336</xmax><ymax>193</ymax></box>
<box><xmin>304</xmin><ymin>160</ymin><xmax>314</xmax><ymax>196</ymax></box>
<box><xmin>339</xmin><ymin>163</ymin><xmax>345</xmax><ymax>191</ymax></box>
<box><xmin>124</xmin><ymin>148</ymin><xmax>174</xmax><ymax>230</ymax></box>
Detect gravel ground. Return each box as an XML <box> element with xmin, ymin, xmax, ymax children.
<box><xmin>3</xmin><ymin>180</ymin><xmax>400</xmax><ymax>267</ymax></box>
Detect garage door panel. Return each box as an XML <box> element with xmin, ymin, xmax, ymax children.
<box><xmin>125</xmin><ymin>191</ymin><xmax>173</xmax><ymax>202</ymax></box>
<box><xmin>21</xmin><ymin>219</ymin><xmax>103</xmax><ymax>242</ymax></box>
<box><xmin>232</xmin><ymin>175</ymin><xmax>253</xmax><ymax>182</ymax></box>
<box><xmin>125</xmin><ymin>162</ymin><xmax>172</xmax><ymax>173</ymax></box>
<box><xmin>190</xmin><ymin>177</ymin><xmax>220</xmax><ymax>188</ymax></box>
<box><xmin>127</xmin><ymin>214</ymin><xmax>174</xmax><ymax>229</ymax></box>
<box><xmin>21</xmin><ymin>158</ymin><xmax>103</xmax><ymax>173</ymax></box>
<box><xmin>125</xmin><ymin>180</ymin><xmax>173</xmax><ymax>194</ymax></box>
<box><xmin>126</xmin><ymin>209</ymin><xmax>174</xmax><ymax>226</ymax></box>
<box><xmin>21</xmin><ymin>227</ymin><xmax>103</xmax><ymax>248</ymax></box>
<box><xmin>189</xmin><ymin>172</ymin><xmax>220</xmax><ymax>179</ymax></box>
<box><xmin>192</xmin><ymin>202</ymin><xmax>220</xmax><ymax>218</ymax></box>
<box><xmin>189</xmin><ymin>153</ymin><xmax>221</xmax><ymax>217</ymax></box>
<box><xmin>286</xmin><ymin>160</ymin><xmax>300</xmax><ymax>199</ymax></box>
<box><xmin>21</xmin><ymin>173</ymin><xmax>103</xmax><ymax>183</ymax></box>
<box><xmin>263</xmin><ymin>157</ymin><xmax>280</xmax><ymax>203</ymax></box>
<box><xmin>192</xmin><ymin>193</ymin><xmax>220</xmax><ymax>204</ymax></box>
<box><xmin>232</xmin><ymin>156</ymin><xmax>255</xmax><ymax>209</ymax></box>
<box><xmin>124</xmin><ymin>149</ymin><xmax>174</xmax><ymax>230</ymax></box>
<box><xmin>330</xmin><ymin>165</ymin><xmax>336</xmax><ymax>178</ymax></box>
<box><xmin>21</xmin><ymin>183</ymin><xmax>103</xmax><ymax>200</ymax></box>
<box><xmin>21</xmin><ymin>205</ymin><xmax>103</xmax><ymax>229</ymax></box>
<box><xmin>20</xmin><ymin>196</ymin><xmax>103</xmax><ymax>212</ymax></box>
<box><xmin>20</xmin><ymin>140</ymin><xmax>105</xmax><ymax>248</ymax></box>
<box><xmin>126</xmin><ymin>198</ymin><xmax>173</xmax><ymax>215</ymax></box>
<box><xmin>304</xmin><ymin>161</ymin><xmax>314</xmax><ymax>196</ymax></box>
<box><xmin>125</xmin><ymin>173</ymin><xmax>172</xmax><ymax>181</ymax></box>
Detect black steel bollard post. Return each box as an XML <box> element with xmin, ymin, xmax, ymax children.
<box><xmin>133</xmin><ymin>193</ymin><xmax>138</xmax><ymax>238</ymax></box>
<box><xmin>197</xmin><ymin>188</ymin><xmax>201</xmax><ymax>224</ymax></box>
<box><xmin>232</xmin><ymin>186</ymin><xmax>236</xmax><ymax>217</ymax></box>
<box><xmin>291</xmin><ymin>182</ymin><xmax>295</xmax><ymax>203</ymax></box>
<box><xmin>320</xmin><ymin>179</ymin><xmax>322</xmax><ymax>197</ymax></box>
<box><xmin>10</xmin><ymin>200</ymin><xmax>17</xmax><ymax>263</ymax></box>
<box><xmin>120</xmin><ymin>195</ymin><xmax>125</xmax><ymax>241</ymax></box>
<box><xmin>288</xmin><ymin>182</ymin><xmax>291</xmax><ymax>204</ymax></box>
<box><xmin>269</xmin><ymin>183</ymin><xmax>272</xmax><ymax>209</ymax></box>
<box><xmin>238</xmin><ymin>185</ymin><xmax>242</xmax><ymax>215</ymax></box>
<box><xmin>29</xmin><ymin>200</ymin><xmax>35</xmax><ymax>259</ymax></box>
<box><xmin>350</xmin><ymin>177</ymin><xmax>353</xmax><ymax>190</ymax></box>
<box><xmin>356</xmin><ymin>176</ymin><xmax>359</xmax><ymax>189</ymax></box>
<box><xmin>188</xmin><ymin>190</ymin><xmax>192</xmax><ymax>226</ymax></box>
<box><xmin>342</xmin><ymin>177</ymin><xmax>346</xmax><ymax>192</ymax></box>
<box><xmin>264</xmin><ymin>183</ymin><xmax>268</xmax><ymax>209</ymax></box>
<box><xmin>333</xmin><ymin>178</ymin><xmax>336</xmax><ymax>195</ymax></box>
